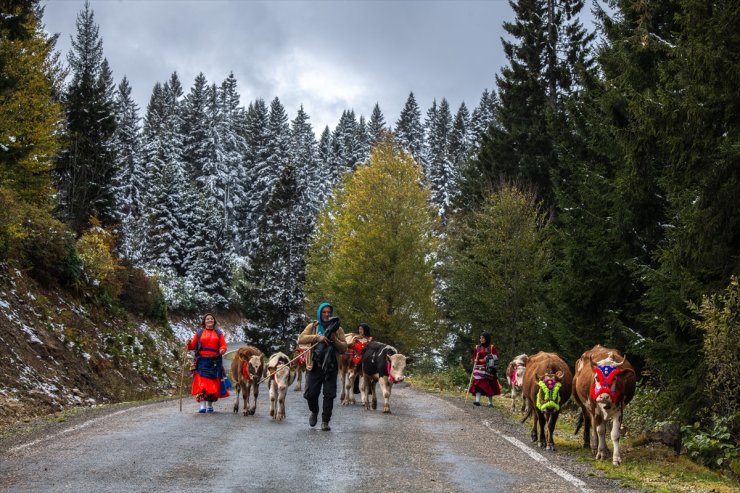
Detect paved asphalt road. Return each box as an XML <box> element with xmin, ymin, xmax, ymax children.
<box><xmin>1</xmin><ymin>368</ymin><xmax>635</xmax><ymax>492</ymax></box>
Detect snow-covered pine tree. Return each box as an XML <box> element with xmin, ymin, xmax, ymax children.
<box><xmin>182</xmin><ymin>73</ymin><xmax>211</xmax><ymax>182</ymax></box>
<box><xmin>57</xmin><ymin>1</ymin><xmax>117</xmax><ymax>232</ymax></box>
<box><xmin>140</xmin><ymin>75</ymin><xmax>189</xmax><ymax>274</ymax></box>
<box><xmin>111</xmin><ymin>76</ymin><xmax>144</xmax><ymax>261</ymax></box>
<box><xmin>217</xmin><ymin>73</ymin><xmax>247</xmax><ymax>254</ymax></box>
<box><xmin>355</xmin><ymin>115</ymin><xmax>371</xmax><ymax>166</ymax></box>
<box><xmin>240</xmin><ymin>98</ymin><xmax>270</xmax><ymax>257</ymax></box>
<box><xmin>314</xmin><ymin>125</ymin><xmax>335</xmax><ymax>205</ymax></box>
<box><xmin>394</xmin><ymin>92</ymin><xmax>424</xmax><ymax>165</ymax></box>
<box><xmin>447</xmin><ymin>102</ymin><xmax>472</xmax><ymax>206</ymax></box>
<box><xmin>469</xmin><ymin>88</ymin><xmax>497</xmax><ymax>154</ymax></box>
<box><xmin>237</xmin><ymin>162</ymin><xmax>309</xmax><ymax>353</ymax></box>
<box><xmin>332</xmin><ymin>109</ymin><xmax>359</xmax><ymax>175</ymax></box>
<box><xmin>425</xmin><ymin>98</ymin><xmax>454</xmax><ymax>224</ymax></box>
<box><xmin>289</xmin><ymin>105</ymin><xmax>317</xmax><ymax>211</ymax></box>
<box><xmin>186</xmin><ymin>193</ymin><xmax>230</xmax><ymax>308</ymax></box>
<box><xmin>367</xmin><ymin>103</ymin><xmax>387</xmax><ymax>148</ymax></box>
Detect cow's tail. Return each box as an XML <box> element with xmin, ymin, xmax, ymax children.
<box><xmin>574</xmin><ymin>411</ymin><xmax>584</xmax><ymax>435</ymax></box>
<box><xmin>521</xmin><ymin>406</ymin><xmax>532</xmax><ymax>424</ymax></box>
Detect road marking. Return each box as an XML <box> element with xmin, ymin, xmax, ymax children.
<box><xmin>484</xmin><ymin>420</ymin><xmax>592</xmax><ymax>493</ymax></box>
<box><xmin>8</xmin><ymin>407</ymin><xmax>135</xmax><ymax>454</ymax></box>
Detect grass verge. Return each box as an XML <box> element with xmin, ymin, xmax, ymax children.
<box><xmin>407</xmin><ymin>373</ymin><xmax>739</xmax><ymax>493</ymax></box>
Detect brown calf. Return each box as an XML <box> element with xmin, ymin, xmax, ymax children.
<box><xmin>230</xmin><ymin>346</ymin><xmax>265</xmax><ymax>416</ymax></box>
<box><xmin>506</xmin><ymin>353</ymin><xmax>529</xmax><ymax>413</ymax></box>
<box><xmin>339</xmin><ymin>333</ymin><xmax>367</xmax><ymax>406</ymax></box>
<box><xmin>522</xmin><ymin>351</ymin><xmax>572</xmax><ymax>451</ymax></box>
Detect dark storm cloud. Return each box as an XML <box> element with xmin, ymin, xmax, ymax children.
<box><xmin>42</xmin><ymin>0</ymin><xmax>514</xmax><ymax>131</ymax></box>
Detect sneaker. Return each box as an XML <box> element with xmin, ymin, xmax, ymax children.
<box><xmin>207</xmin><ymin>405</ymin><xmax>214</xmax><ymax>413</ymax></box>
<box><xmin>321</xmin><ymin>422</ymin><xmax>331</xmax><ymax>431</ymax></box>
<box><xmin>473</xmin><ymin>401</ymin><xmax>481</xmax><ymax>406</ymax></box>
<box><xmin>198</xmin><ymin>408</ymin><xmax>207</xmax><ymax>413</ymax></box>
<box><xmin>309</xmin><ymin>412</ymin><xmax>318</xmax><ymax>427</ymax></box>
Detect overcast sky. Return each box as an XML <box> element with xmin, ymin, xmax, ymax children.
<box><xmin>40</xmin><ymin>1</ymin><xmax>585</xmax><ymax>135</ymax></box>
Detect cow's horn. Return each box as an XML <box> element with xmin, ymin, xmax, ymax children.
<box><xmin>614</xmin><ymin>354</ymin><xmax>626</xmax><ymax>367</ymax></box>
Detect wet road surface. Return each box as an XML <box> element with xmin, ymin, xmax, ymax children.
<box><xmin>1</xmin><ymin>379</ymin><xmax>634</xmax><ymax>492</ymax></box>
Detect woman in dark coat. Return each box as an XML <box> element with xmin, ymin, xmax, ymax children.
<box><xmin>468</xmin><ymin>332</ymin><xmax>501</xmax><ymax>407</ymax></box>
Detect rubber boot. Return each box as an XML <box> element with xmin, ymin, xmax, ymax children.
<box><xmin>474</xmin><ymin>392</ymin><xmax>481</xmax><ymax>406</ymax></box>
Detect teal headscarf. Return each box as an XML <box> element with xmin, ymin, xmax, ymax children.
<box><xmin>316</xmin><ymin>302</ymin><xmax>333</xmax><ymax>336</ymax></box>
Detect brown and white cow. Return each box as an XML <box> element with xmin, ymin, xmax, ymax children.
<box><xmin>292</xmin><ymin>344</ymin><xmax>309</xmax><ymax>392</ymax></box>
<box><xmin>522</xmin><ymin>351</ymin><xmax>573</xmax><ymax>450</ymax></box>
<box><xmin>572</xmin><ymin>345</ymin><xmax>636</xmax><ymax>465</ymax></box>
<box><xmin>266</xmin><ymin>352</ymin><xmax>296</xmax><ymax>422</ymax></box>
<box><xmin>506</xmin><ymin>353</ymin><xmax>529</xmax><ymax>413</ymax></box>
<box><xmin>230</xmin><ymin>346</ymin><xmax>266</xmax><ymax>416</ymax></box>
<box><xmin>360</xmin><ymin>341</ymin><xmax>412</xmax><ymax>414</ymax></box>
<box><xmin>339</xmin><ymin>333</ymin><xmax>368</xmax><ymax>406</ymax></box>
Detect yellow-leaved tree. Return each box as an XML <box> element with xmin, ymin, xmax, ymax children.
<box><xmin>305</xmin><ymin>135</ymin><xmax>439</xmax><ymax>352</ymax></box>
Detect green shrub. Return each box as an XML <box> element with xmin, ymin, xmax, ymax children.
<box><xmin>690</xmin><ymin>277</ymin><xmax>740</xmax><ymax>428</ymax></box>
<box><xmin>20</xmin><ymin>207</ymin><xmax>80</xmax><ymax>285</ymax></box>
<box><xmin>682</xmin><ymin>415</ymin><xmax>739</xmax><ymax>471</ymax></box>
<box><xmin>118</xmin><ymin>262</ymin><xmax>167</xmax><ymax>322</ymax></box>
<box><xmin>76</xmin><ymin>226</ymin><xmax>121</xmax><ymax>297</ymax></box>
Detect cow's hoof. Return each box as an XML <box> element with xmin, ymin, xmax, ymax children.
<box><xmin>383</xmin><ymin>408</ymin><xmax>390</xmax><ymax>414</ymax></box>
<box><xmin>233</xmin><ymin>408</ymin><xmax>238</xmax><ymax>414</ymax></box>
<box><xmin>270</xmin><ymin>410</ymin><xmax>274</xmax><ymax>417</ymax></box>
<box><xmin>613</xmin><ymin>457</ymin><xmax>622</xmax><ymax>466</ymax></box>
<box><xmin>539</xmin><ymin>442</ymin><xmax>546</xmax><ymax>448</ymax></box>
<box><xmin>249</xmin><ymin>409</ymin><xmax>256</xmax><ymax>416</ymax></box>
<box><xmin>372</xmin><ymin>401</ymin><xmax>377</xmax><ymax>410</ymax></box>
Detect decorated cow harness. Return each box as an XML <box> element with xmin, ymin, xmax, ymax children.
<box><xmin>536</xmin><ymin>377</ymin><xmax>562</xmax><ymax>412</ymax></box>
<box><xmin>591</xmin><ymin>364</ymin><xmax>623</xmax><ymax>404</ymax></box>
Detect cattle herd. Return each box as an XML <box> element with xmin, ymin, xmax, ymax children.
<box><xmin>228</xmin><ymin>332</ymin><xmax>411</xmax><ymax>421</ymax></box>
<box><xmin>508</xmin><ymin>344</ymin><xmax>637</xmax><ymax>466</ymax></box>
<box><xmin>228</xmin><ymin>339</ymin><xmax>634</xmax><ymax>467</ymax></box>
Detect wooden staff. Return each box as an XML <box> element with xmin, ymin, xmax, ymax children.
<box><xmin>179</xmin><ymin>352</ymin><xmax>191</xmax><ymax>412</ymax></box>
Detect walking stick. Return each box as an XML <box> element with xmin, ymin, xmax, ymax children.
<box><xmin>179</xmin><ymin>352</ymin><xmax>191</xmax><ymax>412</ymax></box>
<box><xmin>465</xmin><ymin>364</ymin><xmax>475</xmax><ymax>402</ymax></box>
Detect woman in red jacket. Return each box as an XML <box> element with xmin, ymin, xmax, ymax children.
<box><xmin>468</xmin><ymin>332</ymin><xmax>501</xmax><ymax>407</ymax></box>
<box><xmin>187</xmin><ymin>313</ymin><xmax>229</xmax><ymax>413</ymax></box>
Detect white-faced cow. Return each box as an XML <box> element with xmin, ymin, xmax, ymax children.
<box><xmin>360</xmin><ymin>341</ymin><xmax>412</xmax><ymax>414</ymax></box>
<box><xmin>522</xmin><ymin>351</ymin><xmax>573</xmax><ymax>451</ymax></box>
<box><xmin>291</xmin><ymin>344</ymin><xmax>309</xmax><ymax>392</ymax></box>
<box><xmin>506</xmin><ymin>353</ymin><xmax>529</xmax><ymax>413</ymax></box>
<box><xmin>572</xmin><ymin>345</ymin><xmax>636</xmax><ymax>465</ymax></box>
<box><xmin>339</xmin><ymin>333</ymin><xmax>368</xmax><ymax>406</ymax></box>
<box><xmin>230</xmin><ymin>346</ymin><xmax>266</xmax><ymax>416</ymax></box>
<box><xmin>266</xmin><ymin>352</ymin><xmax>296</xmax><ymax>422</ymax></box>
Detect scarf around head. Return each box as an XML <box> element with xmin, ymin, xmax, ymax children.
<box><xmin>316</xmin><ymin>302</ymin><xmax>333</xmax><ymax>336</ymax></box>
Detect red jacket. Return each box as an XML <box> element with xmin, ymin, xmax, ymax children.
<box><xmin>187</xmin><ymin>328</ymin><xmax>227</xmax><ymax>357</ymax></box>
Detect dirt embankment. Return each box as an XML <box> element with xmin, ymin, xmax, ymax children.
<box><xmin>0</xmin><ymin>264</ymin><xmax>244</xmax><ymax>428</ymax></box>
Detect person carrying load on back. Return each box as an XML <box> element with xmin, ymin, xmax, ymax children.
<box><xmin>298</xmin><ymin>302</ymin><xmax>347</xmax><ymax>431</ymax></box>
<box><xmin>187</xmin><ymin>313</ymin><xmax>229</xmax><ymax>413</ymax></box>
<box><xmin>468</xmin><ymin>331</ymin><xmax>501</xmax><ymax>407</ymax></box>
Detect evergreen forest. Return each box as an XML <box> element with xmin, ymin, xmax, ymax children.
<box><xmin>1</xmin><ymin>0</ymin><xmax>737</xmax><ymax>473</ymax></box>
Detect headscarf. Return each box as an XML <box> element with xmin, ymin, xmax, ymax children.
<box><xmin>316</xmin><ymin>302</ymin><xmax>333</xmax><ymax>336</ymax></box>
<box><xmin>480</xmin><ymin>332</ymin><xmax>491</xmax><ymax>347</ymax></box>
<box><xmin>358</xmin><ymin>322</ymin><xmax>371</xmax><ymax>337</ymax></box>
